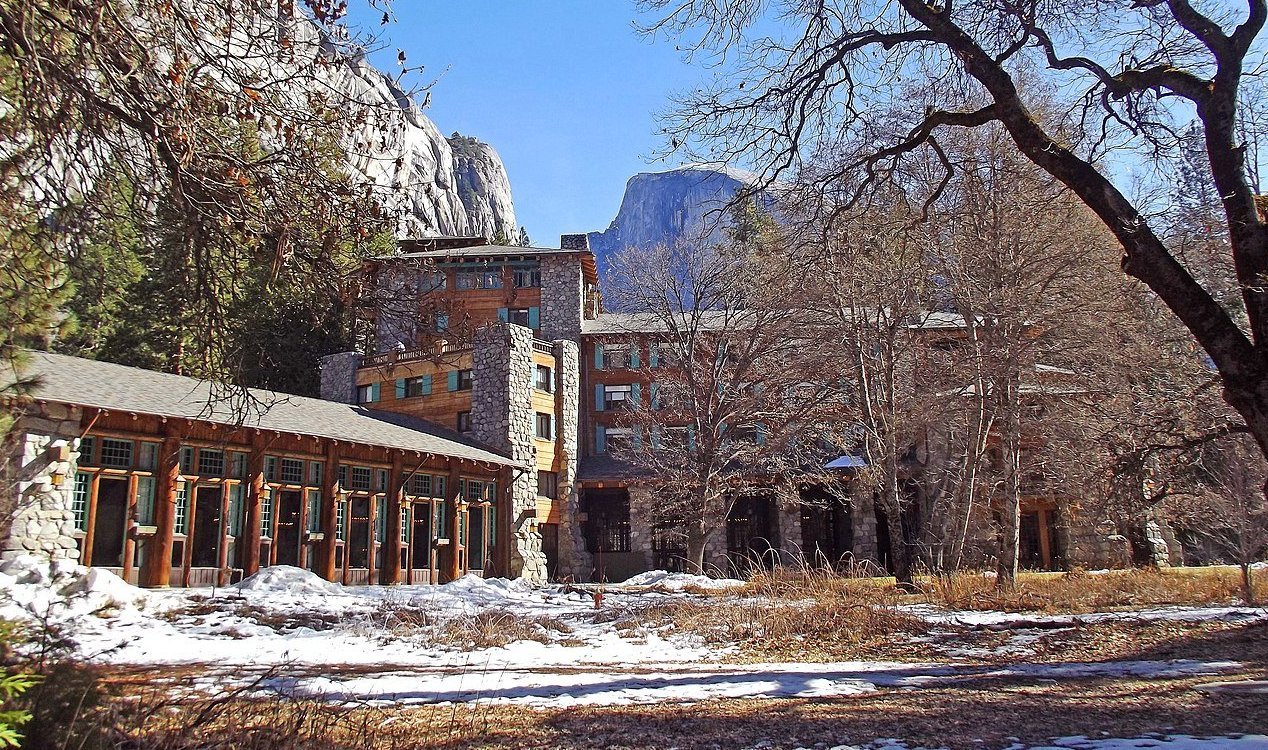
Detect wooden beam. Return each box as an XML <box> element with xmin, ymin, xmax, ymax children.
<box><xmin>380</xmin><ymin>453</ymin><xmax>404</xmax><ymax>585</ymax></box>
<box><xmin>138</xmin><ymin>433</ymin><xmax>181</xmax><ymax>587</ymax></box>
<box><xmin>315</xmin><ymin>441</ymin><xmax>340</xmax><ymax>581</ymax></box>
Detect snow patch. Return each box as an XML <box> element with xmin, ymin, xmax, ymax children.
<box><xmin>620</xmin><ymin>570</ymin><xmax>746</xmax><ymax>591</ymax></box>
<box><xmin>235</xmin><ymin>566</ymin><xmax>342</xmax><ymax>597</ymax></box>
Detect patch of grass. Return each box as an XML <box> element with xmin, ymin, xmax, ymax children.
<box><xmin>434</xmin><ymin>610</ymin><xmax>573</xmax><ymax>650</ymax></box>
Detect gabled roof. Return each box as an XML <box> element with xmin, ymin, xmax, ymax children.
<box><xmin>12</xmin><ymin>352</ymin><xmax>514</xmax><ymax>467</ymax></box>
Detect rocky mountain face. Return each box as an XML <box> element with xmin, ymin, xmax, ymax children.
<box><xmin>337</xmin><ymin>57</ymin><xmax>517</xmax><ymax>240</ymax></box>
<box><xmin>587</xmin><ymin>165</ymin><xmax>759</xmax><ymax>273</ymax></box>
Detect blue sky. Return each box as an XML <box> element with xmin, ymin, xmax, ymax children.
<box><xmin>353</xmin><ymin>2</ymin><xmax>704</xmax><ymax>246</ymax></box>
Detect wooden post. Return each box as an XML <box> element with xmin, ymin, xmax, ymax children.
<box><xmin>242</xmin><ymin>437</ymin><xmax>265</xmax><ymax>577</ymax></box>
<box><xmin>380</xmin><ymin>453</ymin><xmax>404</xmax><ymax>584</ymax></box>
<box><xmin>82</xmin><ymin>473</ymin><xmax>101</xmax><ymax>566</ymax></box>
<box><xmin>121</xmin><ymin>474</ymin><xmax>138</xmax><ymax>583</ymax></box>
<box><xmin>139</xmin><ymin>434</ymin><xmax>181</xmax><ymax>587</ymax></box>
<box><xmin>217</xmin><ymin>484</ymin><xmax>231</xmax><ymax>586</ymax></box>
<box><xmin>316</xmin><ymin>441</ymin><xmax>339</xmax><ymax>581</ymax></box>
<box><xmin>496</xmin><ymin>465</ymin><xmax>514</xmax><ymax>577</ymax></box>
<box><xmin>441</xmin><ymin>463</ymin><xmax>462</xmax><ymax>582</ymax></box>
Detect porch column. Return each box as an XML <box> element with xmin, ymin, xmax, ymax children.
<box><xmin>440</xmin><ymin>463</ymin><xmax>463</xmax><ymax>583</ymax></box>
<box><xmin>380</xmin><ymin>453</ymin><xmax>405</xmax><ymax>584</ymax></box>
<box><xmin>242</xmin><ymin>436</ymin><xmax>265</xmax><ymax>576</ymax></box>
<box><xmin>495</xmin><ymin>465</ymin><xmax>514</xmax><ymax>576</ymax></box>
<box><xmin>139</xmin><ymin>433</ymin><xmax>181</xmax><ymax>587</ymax></box>
<box><xmin>316</xmin><ymin>441</ymin><xmax>340</xmax><ymax>581</ymax></box>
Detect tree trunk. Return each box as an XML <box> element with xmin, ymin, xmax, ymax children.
<box><xmin>879</xmin><ymin>496</ymin><xmax>915</xmax><ymax>590</ymax></box>
<box><xmin>685</xmin><ymin>519</ymin><xmax>709</xmax><ymax>574</ymax></box>
<box><xmin>996</xmin><ymin>380</ymin><xmax>1022</xmax><ymax>591</ymax></box>
<box><xmin>1241</xmin><ymin>561</ymin><xmax>1256</xmax><ymax>606</ymax></box>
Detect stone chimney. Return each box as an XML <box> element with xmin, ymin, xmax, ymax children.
<box><xmin>319</xmin><ymin>352</ymin><xmax>361</xmax><ymax>404</ymax></box>
<box><xmin>559</xmin><ymin>233</ymin><xmax>590</xmax><ymax>253</ymax></box>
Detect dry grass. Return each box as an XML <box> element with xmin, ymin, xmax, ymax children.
<box><xmin>433</xmin><ymin>609</ymin><xmax>572</xmax><ymax>650</ymax></box>
<box><xmin>915</xmin><ymin>566</ymin><xmax>1268</xmax><ymax>614</ymax></box>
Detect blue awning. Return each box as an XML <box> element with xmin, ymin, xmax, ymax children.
<box><xmin>825</xmin><ymin>455</ymin><xmax>867</xmax><ymax>469</ymax></box>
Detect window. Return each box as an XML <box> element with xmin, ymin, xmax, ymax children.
<box><xmin>78</xmin><ymin>436</ymin><xmax>95</xmax><ymax>466</ymax></box>
<box><xmin>99</xmin><ymin>438</ymin><xmax>133</xmax><ymax>469</ymax></box>
<box><xmin>435</xmin><ymin>313</ymin><xmax>449</xmax><ymax>332</ymax></box>
<box><xmin>504</xmin><ymin>307</ymin><xmax>529</xmax><ymax>326</ymax></box>
<box><xmin>134</xmin><ymin>476</ymin><xmax>156</xmax><ymax>525</ymax></box>
<box><xmin>349</xmin><ymin>466</ymin><xmax>372</xmax><ymax>492</ymax></box>
<box><xmin>356</xmin><ymin>383</ymin><xmax>374</xmax><ymax>403</ymax></box>
<box><xmin>376</xmin><ymin>468</ymin><xmax>389</xmax><ymax>493</ymax></box>
<box><xmin>260</xmin><ymin>488</ymin><xmax>273</xmax><ymax>537</ymax></box>
<box><xmin>230</xmin><ymin>452</ymin><xmax>247</xmax><ymax>480</ymax></box>
<box><xmin>228</xmin><ymin>485</ymin><xmax>244</xmax><ymax>536</ymax></box>
<box><xmin>406</xmin><ymin>473</ymin><xmax>432</xmax><ymax>497</ymax></box>
<box><xmin>454</xmin><ymin>272</ymin><xmax>476</xmax><ymax>290</ymax></box>
<box><xmin>514</xmin><ymin>267</ymin><xmax>541</xmax><ymax>288</ymax></box>
<box><xmin>306</xmin><ymin>489</ymin><xmax>321</xmax><ymax>533</ymax></box>
<box><xmin>421</xmin><ymin>270</ymin><xmax>446</xmax><ymax>291</ymax></box>
<box><xmin>181</xmin><ymin>446</ymin><xmax>195</xmax><ymax>474</ymax></box>
<box><xmin>138</xmin><ymin>442</ymin><xmax>159</xmax><ymax>471</ymax></box>
<box><xmin>456</xmin><ymin>369</ymin><xmax>473</xmax><ymax>390</ymax></box>
<box><xmin>604</xmin><ymin>384</ymin><xmax>633</xmax><ymax>410</ymax></box>
<box><xmin>265</xmin><ymin>456</ymin><xmax>279</xmax><ymax>483</ymax></box>
<box><xmin>72</xmin><ymin>473</ymin><xmax>90</xmax><ymax>532</ymax></box>
<box><xmin>198</xmin><ymin>449</ymin><xmax>225</xmax><ymax>477</ymax></box>
<box><xmin>602</xmin><ymin>345</ymin><xmax>630</xmax><ymax>370</ymax></box>
<box><xmin>174</xmin><ymin>481</ymin><xmax>189</xmax><ymax>535</ymax></box>
<box><xmin>535</xmin><ymin>412</ymin><xmax>554</xmax><ymax>440</ymax></box>
<box><xmin>280</xmin><ymin>458</ymin><xmax>304</xmax><ymax>485</ymax></box>
<box><xmin>604</xmin><ymin>427</ymin><xmax>634</xmax><ymax>453</ymax></box>
<box><xmin>478</xmin><ymin>269</ymin><xmax>503</xmax><ymax>289</ymax></box>
<box><xmin>652</xmin><ymin>342</ymin><xmax>675</xmax><ymax>367</ymax></box>
<box><xmin>434</xmin><ymin>475</ymin><xmax>447</xmax><ymax>498</ymax></box>
<box><xmin>537</xmin><ymin>470</ymin><xmax>558</xmax><ymax>499</ymax></box>
<box><xmin>405</xmin><ymin>376</ymin><xmax>430</xmax><ymax>397</ymax></box>
<box><xmin>456</xmin><ymin>411</ymin><xmax>472</xmax><ymax>433</ymax></box>
<box><xmin>308</xmin><ymin>461</ymin><xmax>323</xmax><ymax>486</ymax></box>
<box><xmin>535</xmin><ymin>364</ymin><xmax>553</xmax><ymax>392</ymax></box>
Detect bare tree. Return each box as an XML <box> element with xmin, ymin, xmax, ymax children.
<box><xmin>641</xmin><ymin>0</ymin><xmax>1268</xmax><ymax>469</ymax></box>
<box><xmin>604</xmin><ymin>212</ymin><xmax>844</xmax><ymax>572</ymax></box>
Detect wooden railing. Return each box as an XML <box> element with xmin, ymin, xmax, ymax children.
<box><xmin>532</xmin><ymin>339</ymin><xmax>555</xmax><ymax>355</ymax></box>
<box><xmin>363</xmin><ymin>342</ymin><xmax>471</xmax><ymax>368</ymax></box>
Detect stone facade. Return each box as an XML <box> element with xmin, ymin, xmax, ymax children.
<box><xmin>539</xmin><ymin>250</ymin><xmax>585</xmax><ymax>342</ymax></box>
<box><xmin>471</xmin><ymin>323</ymin><xmax>548</xmax><ymax>583</ymax></box>
<box><xmin>550</xmin><ymin>339</ymin><xmax>591</xmax><ymax>580</ymax></box>
<box><xmin>319</xmin><ymin>352</ymin><xmax>361</xmax><ymax>404</ymax></box>
<box><xmin>3</xmin><ymin>402</ymin><xmax>83</xmax><ymax>562</ymax></box>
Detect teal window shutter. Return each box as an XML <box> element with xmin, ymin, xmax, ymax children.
<box><xmin>595</xmin><ymin>384</ymin><xmax>605</xmax><ymax>411</ymax></box>
<box><xmin>650</xmin><ymin>383</ymin><xmax>660</xmax><ymax>410</ymax></box>
<box><xmin>370</xmin><ymin>382</ymin><xmax>381</xmax><ymax>402</ymax></box>
<box><xmin>595</xmin><ymin>425</ymin><xmax>606</xmax><ymax>454</ymax></box>
<box><xmin>497</xmin><ymin>307</ymin><xmax>509</xmax><ymax>323</ymax></box>
<box><xmin>448</xmin><ymin>371</ymin><xmax>459</xmax><ymax>391</ymax></box>
<box><xmin>421</xmin><ymin>374</ymin><xmax>432</xmax><ymax>395</ymax></box>
<box><xmin>528</xmin><ymin>307</ymin><xmax>540</xmax><ymax>329</ymax></box>
<box><xmin>395</xmin><ymin>379</ymin><xmax>406</xmax><ymax>399</ymax></box>
<box><xmin>630</xmin><ymin>347</ymin><xmax>641</xmax><ymax>368</ymax></box>
<box><xmin>436</xmin><ymin>313</ymin><xmax>449</xmax><ymax>331</ymax></box>
<box><xmin>631</xmin><ymin>382</ymin><xmax>641</xmax><ymax>406</ymax></box>
<box><xmin>633</xmin><ymin>428</ymin><xmax>644</xmax><ymax>450</ymax></box>
<box><xmin>594</xmin><ymin>344</ymin><xmax>604</xmax><ymax>370</ymax></box>
<box><xmin>687</xmin><ymin>425</ymin><xmax>696</xmax><ymax>452</ymax></box>
<box><xmin>651</xmin><ymin>425</ymin><xmax>663</xmax><ymax>450</ymax></box>
<box><xmin>755</xmin><ymin>423</ymin><xmax>767</xmax><ymax>445</ymax></box>
<box><xmin>649</xmin><ymin>344</ymin><xmax>659</xmax><ymax>368</ymax></box>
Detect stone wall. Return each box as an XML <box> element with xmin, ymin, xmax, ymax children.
<box><xmin>3</xmin><ymin>402</ymin><xmax>83</xmax><ymax>563</ymax></box>
<box><xmin>550</xmin><ymin>340</ymin><xmax>591</xmax><ymax>580</ymax></box>
<box><xmin>539</xmin><ymin>252</ymin><xmax>584</xmax><ymax>342</ymax></box>
<box><xmin>319</xmin><ymin>352</ymin><xmax>361</xmax><ymax>404</ymax></box>
<box><xmin>471</xmin><ymin>323</ymin><xmax>548</xmax><ymax>583</ymax></box>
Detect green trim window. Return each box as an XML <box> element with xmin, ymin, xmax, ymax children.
<box><xmin>198</xmin><ymin>449</ymin><xmax>225</xmax><ymax>477</ymax></box>
<box><xmin>78</xmin><ymin>436</ymin><xmax>95</xmax><ymax>466</ymax></box>
<box><xmin>265</xmin><ymin>456</ymin><xmax>278</xmax><ymax>483</ymax></box>
<box><xmin>280</xmin><ymin>458</ymin><xmax>304</xmax><ymax>485</ymax></box>
<box><xmin>375</xmin><ymin>469</ymin><xmax>389</xmax><ymax>493</ymax></box>
<box><xmin>228</xmin><ymin>485</ymin><xmax>244</xmax><ymax>537</ymax></box>
<box><xmin>134</xmin><ymin>476</ymin><xmax>157</xmax><ymax>526</ymax></box>
<box><xmin>72</xmin><ymin>473</ymin><xmax>91</xmax><ymax>532</ymax></box>
<box><xmin>513</xmin><ymin>267</ymin><xmax>541</xmax><ymax>288</ymax></box>
<box><xmin>174</xmin><ymin>481</ymin><xmax>189</xmax><ymax>535</ymax></box>
<box><xmin>308</xmin><ymin>461</ymin><xmax>323</xmax><ymax>486</ymax></box>
<box><xmin>400</xmin><ymin>506</ymin><xmax>410</xmax><ymax>543</ymax></box>
<box><xmin>99</xmin><ymin>438</ymin><xmax>133</xmax><ymax>469</ymax></box>
<box><xmin>229</xmin><ymin>452</ymin><xmax>247</xmax><ymax>480</ymax></box>
<box><xmin>306</xmin><ymin>490</ymin><xmax>321</xmax><ymax>533</ymax></box>
<box><xmin>336</xmin><ymin>500</ymin><xmax>347</xmax><ymax>541</ymax></box>
<box><xmin>180</xmin><ymin>446</ymin><xmax>195</xmax><ymax>474</ymax></box>
<box><xmin>349</xmin><ymin>466</ymin><xmax>372</xmax><ymax>492</ymax></box>
<box><xmin>260</xmin><ymin>488</ymin><xmax>274</xmax><ymax>538</ymax></box>
<box><xmin>406</xmin><ymin>473</ymin><xmax>432</xmax><ymax>497</ymax></box>
<box><xmin>138</xmin><ymin>442</ymin><xmax>159</xmax><ymax>471</ymax></box>
<box><xmin>434</xmin><ymin>475</ymin><xmax>446</xmax><ymax>499</ymax></box>
<box><xmin>375</xmin><ymin>497</ymin><xmax>387</xmax><ymax>542</ymax></box>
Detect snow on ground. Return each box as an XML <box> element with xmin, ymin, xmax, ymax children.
<box><xmin>0</xmin><ymin>556</ymin><xmax>1263</xmax><ymax>708</ymax></box>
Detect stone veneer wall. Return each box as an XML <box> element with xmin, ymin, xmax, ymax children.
<box><xmin>471</xmin><ymin>323</ymin><xmax>548</xmax><ymax>583</ymax></box>
<box><xmin>538</xmin><ymin>253</ymin><xmax>584</xmax><ymax>342</ymax></box>
<box><xmin>550</xmin><ymin>339</ymin><xmax>591</xmax><ymax>580</ymax></box>
<box><xmin>319</xmin><ymin>352</ymin><xmax>361</xmax><ymax>404</ymax></box>
<box><xmin>3</xmin><ymin>402</ymin><xmax>83</xmax><ymax>562</ymax></box>
<box><xmin>851</xmin><ymin>498</ymin><xmax>880</xmax><ymax>566</ymax></box>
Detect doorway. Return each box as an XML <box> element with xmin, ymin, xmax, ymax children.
<box><xmin>410</xmin><ymin>502</ymin><xmax>432</xmax><ymax>573</ymax></box>
<box><xmin>91</xmin><ymin>477</ymin><xmax>129</xmax><ymax>567</ymax></box>
<box><xmin>348</xmin><ymin>496</ymin><xmax>370</xmax><ymax>569</ymax></box>
<box><xmin>274</xmin><ymin>490</ymin><xmax>303</xmax><ymax>567</ymax></box>
<box><xmin>191</xmin><ymin>486</ymin><xmax>223</xmax><ymax>568</ymax></box>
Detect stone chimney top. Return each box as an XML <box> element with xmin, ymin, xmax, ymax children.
<box><xmin>560</xmin><ymin>234</ymin><xmax>590</xmax><ymax>253</ymax></box>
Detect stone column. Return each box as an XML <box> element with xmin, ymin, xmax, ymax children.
<box><xmin>539</xmin><ymin>251</ymin><xmax>585</xmax><ymax>342</ymax></box>
<box><xmin>319</xmin><ymin>352</ymin><xmax>361</xmax><ymax>404</ymax></box>
<box><xmin>551</xmin><ymin>339</ymin><xmax>592</xmax><ymax>579</ymax></box>
<box><xmin>777</xmin><ymin>502</ymin><xmax>804</xmax><ymax>566</ymax></box>
<box><xmin>2</xmin><ymin>402</ymin><xmax>83</xmax><ymax>564</ymax></box>
<box><xmin>851</xmin><ymin>497</ymin><xmax>880</xmax><ymax>566</ymax></box>
<box><xmin>472</xmin><ymin>322</ymin><xmax>547</xmax><ymax>583</ymax></box>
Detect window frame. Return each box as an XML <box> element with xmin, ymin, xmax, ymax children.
<box><xmin>535</xmin><ymin>412</ymin><xmax>554</xmax><ymax>440</ymax></box>
<box><xmin>534</xmin><ymin>364</ymin><xmax>553</xmax><ymax>393</ymax></box>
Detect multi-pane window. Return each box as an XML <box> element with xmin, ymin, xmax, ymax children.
<box><xmin>280</xmin><ymin>458</ymin><xmax>305</xmax><ymax>485</ymax></box>
<box><xmin>260</xmin><ymin>489</ymin><xmax>273</xmax><ymax>537</ymax></box>
<box><xmin>509</xmin><ymin>308</ymin><xmax>531</xmax><ymax>327</ymax></box>
<box><xmin>456</xmin><ymin>412</ymin><xmax>472</xmax><ymax>433</ymax></box>
<box><xmin>72</xmin><ymin>473</ymin><xmax>90</xmax><ymax>532</ymax></box>
<box><xmin>134</xmin><ymin>476</ymin><xmax>157</xmax><ymax>526</ymax></box>
<box><xmin>604</xmin><ymin>384</ymin><xmax>633</xmax><ymax>410</ymax></box>
<box><xmin>306</xmin><ymin>490</ymin><xmax>321</xmax><ymax>533</ymax></box>
<box><xmin>513</xmin><ymin>267</ymin><xmax>541</xmax><ymax>288</ymax></box>
<box><xmin>401</xmin><ymin>506</ymin><xmax>410</xmax><ymax>543</ymax></box>
<box><xmin>99</xmin><ymin>438</ymin><xmax>133</xmax><ymax>469</ymax></box>
<box><xmin>78</xmin><ymin>436</ymin><xmax>95</xmax><ymax>466</ymax></box>
<box><xmin>456</xmin><ymin>369</ymin><xmax>473</xmax><ymax>390</ymax></box>
<box><xmin>535</xmin><ymin>412</ymin><xmax>554</xmax><ymax>440</ymax></box>
<box><xmin>356</xmin><ymin>384</ymin><xmax>374</xmax><ymax>404</ymax></box>
<box><xmin>181</xmin><ymin>446</ymin><xmax>196</xmax><ymax>473</ymax></box>
<box><xmin>198</xmin><ymin>449</ymin><xmax>225</xmax><ymax>477</ymax></box>
<box><xmin>455</xmin><ymin>269</ymin><xmax>503</xmax><ymax>289</ymax></box>
<box><xmin>174</xmin><ymin>481</ymin><xmax>189</xmax><ymax>535</ymax></box>
<box><xmin>454</xmin><ymin>272</ymin><xmax>477</xmax><ymax>290</ymax></box>
<box><xmin>602</xmin><ymin>345</ymin><xmax>630</xmax><ymax>370</ymax></box>
<box><xmin>405</xmin><ymin>473</ymin><xmax>432</xmax><ymax>497</ymax></box>
<box><xmin>265</xmin><ymin>456</ymin><xmax>279</xmax><ymax>483</ymax></box>
<box><xmin>349</xmin><ymin>466</ymin><xmax>372</xmax><ymax>492</ymax></box>
<box><xmin>375</xmin><ymin>469</ymin><xmax>389</xmax><ymax>493</ymax></box>
<box><xmin>604</xmin><ymin>427</ymin><xmax>634</xmax><ymax>454</ymax></box>
<box><xmin>537</xmin><ymin>470</ymin><xmax>558</xmax><ymax>499</ymax></box>
<box><xmin>534</xmin><ymin>365</ymin><xmax>553</xmax><ymax>392</ymax></box>
<box><xmin>465</xmin><ymin>479</ymin><xmax>494</xmax><ymax>503</ymax></box>
<box><xmin>405</xmin><ymin>376</ymin><xmax>429</xmax><ymax>397</ymax></box>
<box><xmin>229</xmin><ymin>452</ymin><xmax>247</xmax><ymax>480</ymax></box>
<box><xmin>309</xmin><ymin>461</ymin><xmax>323</xmax><ymax>486</ymax></box>
<box><xmin>336</xmin><ymin>500</ymin><xmax>347</xmax><ymax>540</ymax></box>
<box><xmin>434</xmin><ymin>475</ymin><xmax>447</xmax><ymax>499</ymax></box>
